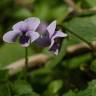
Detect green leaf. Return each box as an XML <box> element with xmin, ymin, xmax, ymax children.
<box><xmin>0</xmin><ymin>82</ymin><xmax>11</xmax><ymax>96</ymax></box>
<box><xmin>90</xmin><ymin>60</ymin><xmax>96</xmax><ymax>73</ymax></box>
<box><xmin>64</xmin><ymin>54</ymin><xmax>92</xmax><ymax>69</ymax></box>
<box><xmin>0</xmin><ymin>43</ymin><xmax>33</xmax><ymax>67</ymax></box>
<box><xmin>12</xmin><ymin>80</ymin><xmax>33</xmax><ymax>95</ymax></box>
<box><xmin>64</xmin><ymin>15</ymin><xmax>96</xmax><ymax>42</ymax></box>
<box><xmin>13</xmin><ymin>8</ymin><xmax>32</xmax><ymax>19</ymax></box>
<box><xmin>0</xmin><ymin>69</ymin><xmax>9</xmax><ymax>82</ymax></box>
<box><xmin>48</xmin><ymin>80</ymin><xmax>63</xmax><ymax>93</ymax></box>
<box><xmin>77</xmin><ymin>90</ymin><xmax>89</xmax><ymax>96</ymax></box>
<box><xmin>85</xmin><ymin>0</ymin><xmax>96</xmax><ymax>7</ymax></box>
<box><xmin>34</xmin><ymin>3</ymin><xmax>50</xmax><ymax>20</ymax></box>
<box><xmin>64</xmin><ymin>90</ymin><xmax>77</xmax><ymax>96</ymax></box>
<box><xmin>43</xmin><ymin>80</ymin><xmax>63</xmax><ymax>96</ymax></box>
<box><xmin>78</xmin><ymin>80</ymin><xmax>96</xmax><ymax>96</ymax></box>
<box><xmin>52</xmin><ymin>5</ymin><xmax>68</xmax><ymax>22</ymax></box>
<box><xmin>88</xmin><ymin>80</ymin><xmax>96</xmax><ymax>96</ymax></box>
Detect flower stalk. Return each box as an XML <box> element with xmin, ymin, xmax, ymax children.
<box><xmin>25</xmin><ymin>47</ymin><xmax>28</xmax><ymax>71</ymax></box>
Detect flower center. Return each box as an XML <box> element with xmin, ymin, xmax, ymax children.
<box><xmin>19</xmin><ymin>35</ymin><xmax>29</xmax><ymax>44</ymax></box>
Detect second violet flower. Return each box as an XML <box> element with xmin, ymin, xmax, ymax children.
<box><xmin>35</xmin><ymin>21</ymin><xmax>68</xmax><ymax>55</ymax></box>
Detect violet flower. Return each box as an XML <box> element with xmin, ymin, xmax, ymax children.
<box><xmin>3</xmin><ymin>17</ymin><xmax>40</xmax><ymax>47</ymax></box>
<box><xmin>35</xmin><ymin>21</ymin><xmax>68</xmax><ymax>55</ymax></box>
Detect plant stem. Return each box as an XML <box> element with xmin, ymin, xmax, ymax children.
<box><xmin>25</xmin><ymin>47</ymin><xmax>28</xmax><ymax>71</ymax></box>
<box><xmin>59</xmin><ymin>25</ymin><xmax>94</xmax><ymax>49</ymax></box>
<box><xmin>58</xmin><ymin>24</ymin><xmax>95</xmax><ymax>59</ymax></box>
<box><xmin>63</xmin><ymin>26</ymin><xmax>95</xmax><ymax>58</ymax></box>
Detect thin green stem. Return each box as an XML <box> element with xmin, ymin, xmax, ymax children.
<box><xmin>25</xmin><ymin>47</ymin><xmax>28</xmax><ymax>71</ymax></box>
<box><xmin>69</xmin><ymin>29</ymin><xmax>92</xmax><ymax>46</ymax></box>
<box><xmin>59</xmin><ymin>25</ymin><xmax>94</xmax><ymax>49</ymax></box>
<box><xmin>58</xmin><ymin>24</ymin><xmax>96</xmax><ymax>59</ymax></box>
<box><xmin>62</xmin><ymin>26</ymin><xmax>95</xmax><ymax>58</ymax></box>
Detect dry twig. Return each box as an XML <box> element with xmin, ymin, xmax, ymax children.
<box><xmin>4</xmin><ymin>42</ymin><xmax>96</xmax><ymax>76</ymax></box>
<box><xmin>4</xmin><ymin>54</ymin><xmax>52</xmax><ymax>76</ymax></box>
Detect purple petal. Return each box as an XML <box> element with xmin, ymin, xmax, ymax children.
<box><xmin>27</xmin><ymin>31</ymin><xmax>40</xmax><ymax>42</ymax></box>
<box><xmin>36</xmin><ymin>22</ymin><xmax>47</xmax><ymax>35</ymax></box>
<box><xmin>49</xmin><ymin>31</ymin><xmax>67</xmax><ymax>48</ymax></box>
<box><xmin>34</xmin><ymin>35</ymin><xmax>50</xmax><ymax>47</ymax></box>
<box><xmin>25</xmin><ymin>17</ymin><xmax>40</xmax><ymax>31</ymax></box>
<box><xmin>47</xmin><ymin>20</ymin><xmax>56</xmax><ymax>38</ymax></box>
<box><xmin>19</xmin><ymin>35</ymin><xmax>30</xmax><ymax>47</ymax></box>
<box><xmin>3</xmin><ymin>31</ymin><xmax>20</xmax><ymax>43</ymax></box>
<box><xmin>53</xmin><ymin>30</ymin><xmax>67</xmax><ymax>39</ymax></box>
<box><xmin>49</xmin><ymin>42</ymin><xmax>59</xmax><ymax>55</ymax></box>
<box><xmin>12</xmin><ymin>21</ymin><xmax>27</xmax><ymax>31</ymax></box>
